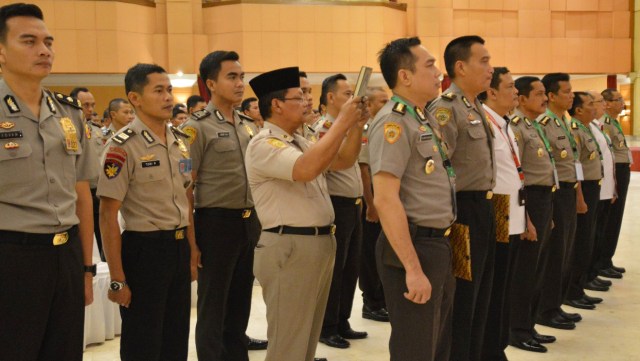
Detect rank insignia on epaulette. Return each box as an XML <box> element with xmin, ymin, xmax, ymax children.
<box><xmin>524</xmin><ymin>118</ymin><xmax>532</xmax><ymax>127</ymax></box>
<box><xmin>415</xmin><ymin>106</ymin><xmax>426</xmax><ymax>121</ymax></box>
<box><xmin>54</xmin><ymin>92</ymin><xmax>82</xmax><ymax>109</ymax></box>
<box><xmin>441</xmin><ymin>92</ymin><xmax>456</xmax><ymax>101</ymax></box>
<box><xmin>46</xmin><ymin>96</ymin><xmax>56</xmax><ymax>114</ymax></box>
<box><xmin>392</xmin><ymin>102</ymin><xmax>406</xmax><ymax>115</ymax></box>
<box><xmin>4</xmin><ymin>95</ymin><xmax>20</xmax><ymax>113</ymax></box>
<box><xmin>267</xmin><ymin>138</ymin><xmax>287</xmax><ymax>148</ymax></box>
<box><xmin>141</xmin><ymin>130</ymin><xmax>155</xmax><ymax>144</ymax></box>
<box><xmin>112</xmin><ymin>129</ymin><xmax>135</xmax><ymax>144</ymax></box>
<box><xmin>192</xmin><ymin>109</ymin><xmax>211</xmax><ymax>121</ymax></box>
<box><xmin>511</xmin><ymin>116</ymin><xmax>520</xmax><ymax>125</ymax></box>
<box><xmin>214</xmin><ymin>110</ymin><xmax>225</xmax><ymax>122</ymax></box>
<box><xmin>539</xmin><ymin>116</ymin><xmax>550</xmax><ymax>126</ymax></box>
<box><xmin>554</xmin><ymin>118</ymin><xmax>561</xmax><ymax>127</ymax></box>
<box><xmin>604</xmin><ymin>117</ymin><xmax>611</xmax><ymax>124</ymax></box>
<box><xmin>170</xmin><ymin>126</ymin><xmax>188</xmax><ymax>138</ymax></box>
<box><xmin>571</xmin><ymin>121</ymin><xmax>578</xmax><ymax>130</ymax></box>
<box><xmin>461</xmin><ymin>96</ymin><xmax>472</xmax><ymax>108</ymax></box>
<box><xmin>435</xmin><ymin>107</ymin><xmax>452</xmax><ymax>126</ymax></box>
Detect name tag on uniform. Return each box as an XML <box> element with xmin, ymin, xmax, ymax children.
<box><xmin>470</xmin><ymin>120</ymin><xmax>481</xmax><ymax>125</ymax></box>
<box><xmin>217</xmin><ymin>132</ymin><xmax>230</xmax><ymax>138</ymax></box>
<box><xmin>419</xmin><ymin>133</ymin><xmax>433</xmax><ymax>141</ymax></box>
<box><xmin>558</xmin><ymin>135</ymin><xmax>566</xmax><ymax>140</ymax></box>
<box><xmin>179</xmin><ymin>158</ymin><xmax>192</xmax><ymax>174</ymax></box>
<box><xmin>0</xmin><ymin>130</ymin><xmax>23</xmax><ymax>139</ymax></box>
<box><xmin>142</xmin><ymin>160</ymin><xmax>160</xmax><ymax>168</ymax></box>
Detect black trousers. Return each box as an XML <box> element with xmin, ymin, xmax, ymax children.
<box><xmin>90</xmin><ymin>187</ymin><xmax>105</xmax><ymax>261</ymax></box>
<box><xmin>537</xmin><ymin>183</ymin><xmax>577</xmax><ymax>320</ymax></box>
<box><xmin>511</xmin><ymin>186</ymin><xmax>553</xmax><ymax>343</ymax></box>
<box><xmin>195</xmin><ymin>208</ymin><xmax>260</xmax><ymax>361</ymax></box>
<box><xmin>450</xmin><ymin>192</ymin><xmax>496</xmax><ymax>361</ymax></box>
<box><xmin>588</xmin><ymin>199</ymin><xmax>612</xmax><ymax>281</ymax></box>
<box><xmin>119</xmin><ymin>230</ymin><xmax>191</xmax><ymax>361</ymax></box>
<box><xmin>322</xmin><ymin>196</ymin><xmax>363</xmax><ymax>335</ymax></box>
<box><xmin>566</xmin><ymin>180</ymin><xmax>601</xmax><ymax>300</ymax></box>
<box><xmin>482</xmin><ymin>237</ymin><xmax>516</xmax><ymax>361</ymax></box>
<box><xmin>600</xmin><ymin>163</ymin><xmax>630</xmax><ymax>269</ymax></box>
<box><xmin>0</xmin><ymin>227</ymin><xmax>84</xmax><ymax>361</ymax></box>
<box><xmin>359</xmin><ymin>203</ymin><xmax>385</xmax><ymax>310</ymax></box>
<box><xmin>377</xmin><ymin>225</ymin><xmax>455</xmax><ymax>361</ymax></box>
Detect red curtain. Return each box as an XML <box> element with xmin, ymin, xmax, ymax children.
<box><xmin>197</xmin><ymin>75</ymin><xmax>210</xmax><ymax>103</ymax></box>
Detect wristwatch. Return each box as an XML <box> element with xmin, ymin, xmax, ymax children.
<box><xmin>110</xmin><ymin>280</ymin><xmax>127</xmax><ymax>291</ymax></box>
<box><xmin>84</xmin><ymin>264</ymin><xmax>97</xmax><ymax>277</ymax></box>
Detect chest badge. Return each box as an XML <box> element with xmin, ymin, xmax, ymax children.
<box><xmin>4</xmin><ymin>141</ymin><xmax>19</xmax><ymax>149</ymax></box>
<box><xmin>0</xmin><ymin>121</ymin><xmax>15</xmax><ymax>129</ymax></box>
<box><xmin>560</xmin><ymin>149</ymin><xmax>568</xmax><ymax>159</ymax></box>
<box><xmin>537</xmin><ymin>148</ymin><xmax>544</xmax><ymax>158</ymax></box>
<box><xmin>177</xmin><ymin>138</ymin><xmax>189</xmax><ymax>158</ymax></box>
<box><xmin>425</xmin><ymin>158</ymin><xmax>435</xmax><ymax>174</ymax></box>
<box><xmin>384</xmin><ymin>122</ymin><xmax>402</xmax><ymax>144</ymax></box>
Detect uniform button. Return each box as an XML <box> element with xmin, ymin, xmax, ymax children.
<box><xmin>49</xmin><ymin>178</ymin><xmax>55</xmax><ymax>183</ymax></box>
<box><xmin>53</xmin><ymin>204</ymin><xmax>58</xmax><ymax>207</ymax></box>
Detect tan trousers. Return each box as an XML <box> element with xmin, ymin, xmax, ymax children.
<box><xmin>254</xmin><ymin>231</ymin><xmax>336</xmax><ymax>361</ymax></box>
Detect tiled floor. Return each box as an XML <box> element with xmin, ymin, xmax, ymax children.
<box><xmin>83</xmin><ymin>173</ymin><xmax>640</xmax><ymax>361</ymax></box>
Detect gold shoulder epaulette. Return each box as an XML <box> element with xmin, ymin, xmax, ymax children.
<box><xmin>392</xmin><ymin>102</ymin><xmax>406</xmax><ymax>115</ymax></box>
<box><xmin>53</xmin><ymin>92</ymin><xmax>82</xmax><ymax>109</ymax></box>
<box><xmin>571</xmin><ymin>121</ymin><xmax>578</xmax><ymax>130</ymax></box>
<box><xmin>540</xmin><ymin>116</ymin><xmax>550</xmax><ymax>126</ymax></box>
<box><xmin>511</xmin><ymin>116</ymin><xmax>520</xmax><ymax>125</ymax></box>
<box><xmin>112</xmin><ymin>129</ymin><xmax>136</xmax><ymax>145</ymax></box>
<box><xmin>192</xmin><ymin>109</ymin><xmax>211</xmax><ymax>121</ymax></box>
<box><xmin>441</xmin><ymin>92</ymin><xmax>456</xmax><ymax>101</ymax></box>
<box><xmin>604</xmin><ymin>117</ymin><xmax>611</xmax><ymax>124</ymax></box>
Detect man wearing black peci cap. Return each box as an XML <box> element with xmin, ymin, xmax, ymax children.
<box><xmin>245</xmin><ymin>67</ymin><xmax>368</xmax><ymax>361</ymax></box>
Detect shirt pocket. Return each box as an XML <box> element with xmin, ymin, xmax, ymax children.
<box><xmin>0</xmin><ymin>143</ymin><xmax>33</xmax><ymax>187</ymax></box>
<box><xmin>467</xmin><ymin>124</ymin><xmax>487</xmax><ymax>140</ymax></box>
<box><xmin>135</xmin><ymin>165</ymin><xmax>165</xmax><ymax>183</ymax></box>
<box><xmin>213</xmin><ymin>138</ymin><xmax>238</xmax><ymax>153</ymax></box>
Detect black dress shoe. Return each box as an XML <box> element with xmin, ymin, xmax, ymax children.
<box><xmin>319</xmin><ymin>334</ymin><xmax>350</xmax><ymax>348</ymax></box>
<box><xmin>611</xmin><ymin>265</ymin><xmax>626</xmax><ymax>273</ymax></box>
<box><xmin>509</xmin><ymin>338</ymin><xmax>548</xmax><ymax>353</ymax></box>
<box><xmin>532</xmin><ymin>329</ymin><xmax>556</xmax><ymax>344</ymax></box>
<box><xmin>537</xmin><ymin>314</ymin><xmax>576</xmax><ymax>330</ymax></box>
<box><xmin>593</xmin><ymin>277</ymin><xmax>612</xmax><ymax>287</ymax></box>
<box><xmin>564</xmin><ymin>298</ymin><xmax>596</xmax><ymax>310</ymax></box>
<box><xmin>582</xmin><ymin>294</ymin><xmax>603</xmax><ymax>304</ymax></box>
<box><xmin>585</xmin><ymin>280</ymin><xmax>610</xmax><ymax>292</ymax></box>
<box><xmin>314</xmin><ymin>358</ymin><xmax>328</xmax><ymax>361</ymax></box>
<box><xmin>559</xmin><ymin>308</ymin><xmax>582</xmax><ymax>322</ymax></box>
<box><xmin>362</xmin><ymin>305</ymin><xmax>390</xmax><ymax>322</ymax></box>
<box><xmin>339</xmin><ymin>328</ymin><xmax>368</xmax><ymax>340</ymax></box>
<box><xmin>599</xmin><ymin>268</ymin><xmax>623</xmax><ymax>279</ymax></box>
<box><xmin>247</xmin><ymin>336</ymin><xmax>268</xmax><ymax>351</ymax></box>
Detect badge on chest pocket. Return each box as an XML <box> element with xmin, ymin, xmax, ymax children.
<box><xmin>179</xmin><ymin>158</ymin><xmax>192</xmax><ymax>174</ymax></box>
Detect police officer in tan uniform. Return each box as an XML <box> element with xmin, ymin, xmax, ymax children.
<box><xmin>564</xmin><ymin>92</ymin><xmax>603</xmax><ymax>310</ymax></box>
<box><xmin>98</xmin><ymin>63</ymin><xmax>195</xmax><ymax>361</ymax></box>
<box><xmin>536</xmin><ymin>73</ymin><xmax>582</xmax><ymax>330</ymax></box>
<box><xmin>0</xmin><ymin>4</ymin><xmax>97</xmax><ymax>360</ymax></box>
<box><xmin>371</xmin><ymin>37</ymin><xmax>456</xmax><ymax>361</ymax></box>
<box><xmin>427</xmin><ymin>35</ymin><xmax>495</xmax><ymax>361</ymax></box>
<box><xmin>180</xmin><ymin>50</ymin><xmax>264</xmax><ymax>361</ymax></box>
<box><xmin>314</xmin><ymin>74</ymin><xmax>368</xmax><ymax>348</ymax></box>
<box><xmin>246</xmin><ymin>66</ymin><xmax>367</xmax><ymax>361</ymax></box>
<box><xmin>597</xmin><ymin>88</ymin><xmax>630</xmax><ymax>277</ymax></box>
<box><xmin>508</xmin><ymin>76</ymin><xmax>558</xmax><ymax>350</ymax></box>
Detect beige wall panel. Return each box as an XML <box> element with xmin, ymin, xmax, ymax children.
<box><xmin>565</xmin><ymin>12</ymin><xmax>582</xmax><ymax>37</ymax></box>
<box><xmin>348</xmin><ymin>6</ymin><xmax>367</xmax><ymax>34</ymax></box>
<box><xmin>502</xmin><ymin>0</ymin><xmax>518</xmax><ymax>11</ymax></box>
<box><xmin>485</xmin><ymin>0</ymin><xmax>502</xmax><ymax>10</ymax></box>
<box><xmin>95</xmin><ymin>1</ymin><xmax>117</xmax><ymax>30</ymax></box>
<box><xmin>241</xmin><ymin>32</ymin><xmax>264</xmax><ymax>71</ymax></box>
<box><xmin>166</xmin><ymin>34</ymin><xmax>194</xmax><ymax>73</ymax></box>
<box><xmin>54</xmin><ymin>1</ymin><xmax>77</xmax><ymax>30</ymax></box>
<box><xmin>348</xmin><ymin>33</ymin><xmax>368</xmax><ymax>69</ymax></box>
<box><xmin>598</xmin><ymin>0</ymin><xmax>613</xmax><ymax>11</ymax></box>
<box><xmin>74</xmin><ymin>30</ymin><xmax>98</xmax><ymax>73</ymax></box>
<box><xmin>484</xmin><ymin>37</ymin><xmax>505</xmax><ymax>67</ymax></box>
<box><xmin>192</xmin><ymin>34</ymin><xmax>209</xmax><ymax>69</ymax></box>
<box><xmin>484</xmin><ymin>11</ymin><xmax>503</xmax><ymax>37</ymax></box>
<box><xmin>415</xmin><ymin>0</ymin><xmax>453</xmax><ymax>8</ymax></box>
<box><xmin>502</xmin><ymin>37</ymin><xmax>521</xmax><ymax>71</ymax></box>
<box><xmin>518</xmin><ymin>0</ymin><xmax>548</xmax><ymax>11</ymax></box>
<box><xmin>550</xmin><ymin>38</ymin><xmax>569</xmax><ymax>71</ymax></box>
<box><xmin>519</xmin><ymin>10</ymin><xmax>551</xmax><ymax>38</ymax></box>
<box><xmin>75</xmin><ymin>1</ymin><xmax>96</xmax><ymax>30</ymax></box>
<box><xmin>596</xmin><ymin>11</ymin><xmax>613</xmax><ymax>38</ymax></box>
<box><xmin>166</xmin><ymin>2</ymin><xmax>193</xmax><ymax>34</ymax></box>
<box><xmin>279</xmin><ymin>32</ymin><xmax>302</xmax><ymax>68</ymax></box>
<box><xmin>151</xmin><ymin>34</ymin><xmax>169</xmax><ymax>69</ymax></box>
<box><xmin>155</xmin><ymin>1</ymin><xmax>168</xmax><ymax>34</ymax></box>
<box><xmin>567</xmin><ymin>0</ymin><xmax>598</xmax><ymax>11</ymax></box>
<box><xmin>241</xmin><ymin>5</ymin><xmax>262</xmax><ymax>32</ymax></box>
<box><xmin>52</xmin><ymin>29</ymin><xmax>78</xmax><ymax>72</ymax></box>
<box><xmin>191</xmin><ymin>0</ymin><xmax>203</xmax><ymax>34</ymax></box>
<box><xmin>452</xmin><ymin>0</ymin><xmax>469</xmax><ymax>10</ymax></box>
<box><xmin>612</xmin><ymin>0</ymin><xmax>629</xmax><ymax>11</ymax></box>
<box><xmin>501</xmin><ymin>11</ymin><xmax>518</xmax><ymax>37</ymax></box>
<box><xmin>96</xmin><ymin>30</ymin><xmax>119</xmax><ymax>73</ymax></box>
<box><xmin>468</xmin><ymin>10</ymin><xmax>487</xmax><ymax>35</ymax></box>
<box><xmin>613</xmin><ymin>38</ymin><xmax>632</xmax><ymax>72</ymax></box>
<box><xmin>613</xmin><ymin>11</ymin><xmax>631</xmax><ymax>38</ymax></box>
<box><xmin>452</xmin><ymin>10</ymin><xmax>470</xmax><ymax>36</ymax></box>
<box><xmin>570</xmin><ymin>76</ymin><xmax>607</xmax><ymax>92</ymax></box>
<box><xmin>551</xmin><ymin>11</ymin><xmax>566</xmax><ymax>37</ymax></box>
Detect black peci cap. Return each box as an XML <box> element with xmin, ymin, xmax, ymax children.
<box><xmin>249</xmin><ymin>67</ymin><xmax>300</xmax><ymax>99</ymax></box>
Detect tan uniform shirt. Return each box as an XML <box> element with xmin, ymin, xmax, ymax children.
<box><xmin>301</xmin><ymin>123</ymin><xmax>319</xmax><ymax>143</ymax></box>
<box><xmin>510</xmin><ymin>109</ymin><xmax>555</xmax><ymax>187</ymax></box>
<box><xmin>601</xmin><ymin>114</ymin><xmax>631</xmax><ymax>164</ymax></box>
<box><xmin>571</xmin><ymin>119</ymin><xmax>603</xmax><ymax>181</ymax></box>
<box><xmin>313</xmin><ymin>114</ymin><xmax>363</xmax><ymax>198</ymax></box>
<box><xmin>369</xmin><ymin>96</ymin><xmax>455</xmax><ymax>229</ymax></box>
<box><xmin>181</xmin><ymin>102</ymin><xmax>258</xmax><ymax>209</ymax></box>
<box><xmin>97</xmin><ymin>117</ymin><xmax>192</xmax><ymax>231</ymax></box>
<box><xmin>538</xmin><ymin>110</ymin><xmax>578</xmax><ymax>182</ymax></box>
<box><xmin>427</xmin><ymin>82</ymin><xmax>496</xmax><ymax>191</ymax></box>
<box><xmin>0</xmin><ymin>80</ymin><xmax>97</xmax><ymax>233</ymax></box>
<box><xmin>245</xmin><ymin>122</ymin><xmax>334</xmax><ymax>228</ymax></box>
<box><xmin>87</xmin><ymin>121</ymin><xmax>105</xmax><ymax>188</ymax></box>
<box><xmin>358</xmin><ymin>119</ymin><xmax>372</xmax><ymax>165</ymax></box>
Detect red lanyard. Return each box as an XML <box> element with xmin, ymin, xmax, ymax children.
<box><xmin>485</xmin><ymin>110</ymin><xmax>525</xmax><ymax>183</ymax></box>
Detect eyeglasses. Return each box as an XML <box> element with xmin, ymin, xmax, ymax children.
<box><xmin>608</xmin><ymin>97</ymin><xmax>624</xmax><ymax>102</ymax></box>
<box><xmin>281</xmin><ymin>97</ymin><xmax>306</xmax><ymax>104</ymax></box>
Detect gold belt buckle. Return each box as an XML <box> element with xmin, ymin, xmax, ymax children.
<box><xmin>552</xmin><ymin>185</ymin><xmax>557</xmax><ymax>192</ymax></box>
<box><xmin>242</xmin><ymin>209</ymin><xmax>252</xmax><ymax>219</ymax></box>
<box><xmin>330</xmin><ymin>224</ymin><xmax>337</xmax><ymax>235</ymax></box>
<box><xmin>355</xmin><ymin>198</ymin><xmax>362</xmax><ymax>205</ymax></box>
<box><xmin>486</xmin><ymin>191</ymin><xmax>494</xmax><ymax>200</ymax></box>
<box><xmin>444</xmin><ymin>227</ymin><xmax>451</xmax><ymax>237</ymax></box>
<box><xmin>53</xmin><ymin>232</ymin><xmax>69</xmax><ymax>246</ymax></box>
<box><xmin>175</xmin><ymin>229</ymin><xmax>185</xmax><ymax>240</ymax></box>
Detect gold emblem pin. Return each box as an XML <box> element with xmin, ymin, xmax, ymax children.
<box><xmin>0</xmin><ymin>121</ymin><xmax>15</xmax><ymax>129</ymax></box>
<box><xmin>573</xmin><ymin>182</ymin><xmax>579</xmax><ymax>189</ymax></box>
<box><xmin>425</xmin><ymin>159</ymin><xmax>435</xmax><ymax>174</ymax></box>
<box><xmin>175</xmin><ymin>229</ymin><xmax>185</xmax><ymax>240</ymax></box>
<box><xmin>53</xmin><ymin>232</ymin><xmax>69</xmax><ymax>246</ymax></box>
<box><xmin>537</xmin><ymin>148</ymin><xmax>544</xmax><ymax>157</ymax></box>
<box><xmin>589</xmin><ymin>151</ymin><xmax>596</xmax><ymax>160</ymax></box>
<box><xmin>418</xmin><ymin>125</ymin><xmax>428</xmax><ymax>133</ymax></box>
<box><xmin>444</xmin><ymin>228</ymin><xmax>451</xmax><ymax>237</ymax></box>
<box><xmin>4</xmin><ymin>142</ymin><xmax>19</xmax><ymax>149</ymax></box>
<box><xmin>242</xmin><ymin>209</ymin><xmax>252</xmax><ymax>218</ymax></box>
<box><xmin>433</xmin><ymin>145</ymin><xmax>438</xmax><ymax>152</ymax></box>
<box><xmin>140</xmin><ymin>154</ymin><xmax>156</xmax><ymax>161</ymax></box>
<box><xmin>552</xmin><ymin>185</ymin><xmax>557</xmax><ymax>192</ymax></box>
<box><xmin>384</xmin><ymin>122</ymin><xmax>402</xmax><ymax>144</ymax></box>
<box><xmin>486</xmin><ymin>191</ymin><xmax>494</xmax><ymax>200</ymax></box>
<box><xmin>560</xmin><ymin>149</ymin><xmax>568</xmax><ymax>159</ymax></box>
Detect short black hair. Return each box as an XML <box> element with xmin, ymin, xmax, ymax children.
<box><xmin>444</xmin><ymin>35</ymin><xmax>485</xmax><ymax>79</ymax></box>
<box><xmin>601</xmin><ymin>88</ymin><xmax>618</xmax><ymax>101</ymax></box>
<box><xmin>172</xmin><ymin>104</ymin><xmax>186</xmax><ymax>118</ymax></box>
<box><xmin>186</xmin><ymin>95</ymin><xmax>204</xmax><ymax>110</ymax></box>
<box><xmin>299</xmin><ymin>71</ymin><xmax>308</xmax><ymax>78</ymax></box>
<box><xmin>124</xmin><ymin>63</ymin><xmax>166</xmax><ymax>95</ymax></box>
<box><xmin>0</xmin><ymin>3</ymin><xmax>43</xmax><ymax>43</ymax></box>
<box><xmin>241</xmin><ymin>97</ymin><xmax>257</xmax><ymax>112</ymax></box>
<box><xmin>478</xmin><ymin>66</ymin><xmax>509</xmax><ymax>102</ymax></box>
<box><xmin>258</xmin><ymin>89</ymin><xmax>287</xmax><ymax>121</ymax></box>
<box><xmin>70</xmin><ymin>87</ymin><xmax>89</xmax><ymax>98</ymax></box>
<box><xmin>319</xmin><ymin>74</ymin><xmax>347</xmax><ymax>109</ymax></box>
<box><xmin>102</xmin><ymin>108</ymin><xmax>110</xmax><ymax>120</ymax></box>
<box><xmin>541</xmin><ymin>73</ymin><xmax>570</xmax><ymax>96</ymax></box>
<box><xmin>199</xmin><ymin>50</ymin><xmax>240</xmax><ymax>96</ymax></box>
<box><xmin>515</xmin><ymin>76</ymin><xmax>541</xmax><ymax>98</ymax></box>
<box><xmin>108</xmin><ymin>98</ymin><xmax>128</xmax><ymax>112</ymax></box>
<box><xmin>568</xmin><ymin>91</ymin><xmax>591</xmax><ymax>116</ymax></box>
<box><xmin>378</xmin><ymin>37</ymin><xmax>421</xmax><ymax>89</ymax></box>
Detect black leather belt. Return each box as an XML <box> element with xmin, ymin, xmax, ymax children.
<box><xmin>559</xmin><ymin>181</ymin><xmax>578</xmax><ymax>189</ymax></box>
<box><xmin>125</xmin><ymin>227</ymin><xmax>187</xmax><ymax>241</ymax></box>
<box><xmin>263</xmin><ymin>225</ymin><xmax>336</xmax><ymax>236</ymax></box>
<box><xmin>330</xmin><ymin>196</ymin><xmax>362</xmax><ymax>206</ymax></box>
<box><xmin>456</xmin><ymin>190</ymin><xmax>494</xmax><ymax>200</ymax></box>
<box><xmin>197</xmin><ymin>207</ymin><xmax>253</xmax><ymax>219</ymax></box>
<box><xmin>416</xmin><ymin>226</ymin><xmax>451</xmax><ymax>238</ymax></box>
<box><xmin>0</xmin><ymin>225</ymin><xmax>78</xmax><ymax>246</ymax></box>
<box><xmin>525</xmin><ymin>185</ymin><xmax>555</xmax><ymax>192</ymax></box>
